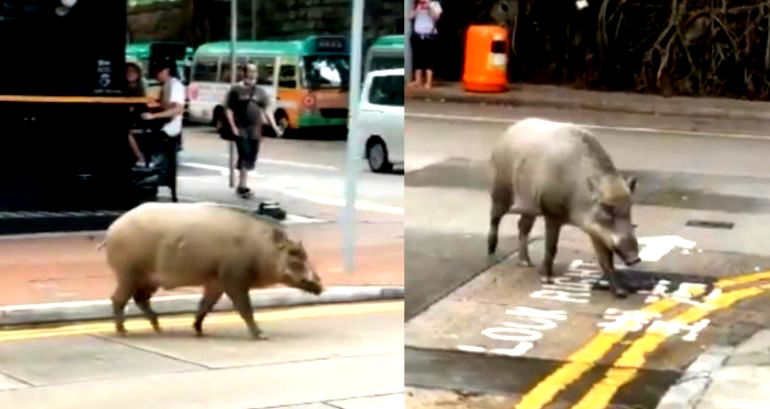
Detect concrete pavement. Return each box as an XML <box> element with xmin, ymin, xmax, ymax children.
<box><xmin>657</xmin><ymin>329</ymin><xmax>770</xmax><ymax>409</ymax></box>
<box><xmin>405</xmin><ymin>102</ymin><xmax>770</xmax><ymax>408</ymax></box>
<box><xmin>0</xmin><ymin>301</ymin><xmax>404</xmax><ymax>409</ymax></box>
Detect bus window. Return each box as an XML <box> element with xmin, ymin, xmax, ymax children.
<box><xmin>304</xmin><ymin>55</ymin><xmax>350</xmax><ymax>89</ymax></box>
<box><xmin>279</xmin><ymin>65</ymin><xmax>297</xmax><ymax>88</ymax></box>
<box><xmin>219</xmin><ymin>66</ymin><xmax>230</xmax><ymax>83</ymax></box>
<box><xmin>255</xmin><ymin>59</ymin><xmax>274</xmax><ymax>86</ymax></box>
<box><xmin>192</xmin><ymin>58</ymin><xmax>218</xmax><ymax>82</ymax></box>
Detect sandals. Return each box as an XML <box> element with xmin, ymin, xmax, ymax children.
<box><xmin>236</xmin><ymin>186</ymin><xmax>254</xmax><ymax>198</ymax></box>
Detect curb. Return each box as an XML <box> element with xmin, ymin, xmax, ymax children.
<box><xmin>408</xmin><ymin>90</ymin><xmax>770</xmax><ymax>123</ymax></box>
<box><xmin>655</xmin><ymin>345</ymin><xmax>734</xmax><ymax>409</ymax></box>
<box><xmin>0</xmin><ymin>285</ymin><xmax>404</xmax><ymax>327</ymax></box>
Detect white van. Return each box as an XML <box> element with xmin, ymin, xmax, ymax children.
<box><xmin>355</xmin><ymin>68</ymin><xmax>404</xmax><ymax>173</ymax></box>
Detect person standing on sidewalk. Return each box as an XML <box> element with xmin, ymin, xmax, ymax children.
<box><xmin>224</xmin><ymin>63</ymin><xmax>283</xmax><ymax>198</ymax></box>
<box><xmin>126</xmin><ymin>61</ymin><xmax>147</xmax><ymax>167</ymax></box>
<box><xmin>141</xmin><ymin>60</ymin><xmax>186</xmax><ymax>202</ymax></box>
<box><xmin>409</xmin><ymin>0</ymin><xmax>442</xmax><ymax>89</ymax></box>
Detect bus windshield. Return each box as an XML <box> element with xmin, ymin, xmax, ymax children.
<box><xmin>303</xmin><ymin>55</ymin><xmax>350</xmax><ymax>89</ymax></box>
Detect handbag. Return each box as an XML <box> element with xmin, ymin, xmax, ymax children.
<box><xmin>218</xmin><ymin>120</ymin><xmax>239</xmax><ymax>141</ymax></box>
<box><xmin>217</xmin><ymin>106</ymin><xmax>239</xmax><ymax>141</ymax></box>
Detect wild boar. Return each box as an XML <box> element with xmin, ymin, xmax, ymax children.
<box><xmin>99</xmin><ymin>202</ymin><xmax>323</xmax><ymax>339</ymax></box>
<box><xmin>487</xmin><ymin>118</ymin><xmax>640</xmax><ymax>297</ymax></box>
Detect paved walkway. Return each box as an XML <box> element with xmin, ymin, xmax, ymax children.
<box><xmin>657</xmin><ymin>329</ymin><xmax>770</xmax><ymax>409</ymax></box>
<box><xmin>408</xmin><ymin>81</ymin><xmax>770</xmax><ymax>122</ymax></box>
<box><xmin>0</xmin><ymin>166</ymin><xmax>403</xmax><ymax>307</ymax></box>
<box><xmin>0</xmin><ymin>223</ymin><xmax>403</xmax><ymax>306</ymax></box>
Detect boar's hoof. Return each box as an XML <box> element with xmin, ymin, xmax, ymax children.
<box><xmin>152</xmin><ymin>323</ymin><xmax>162</xmax><ymax>333</ymax></box>
<box><xmin>611</xmin><ymin>285</ymin><xmax>629</xmax><ymax>299</ymax></box>
<box><xmin>250</xmin><ymin>331</ymin><xmax>269</xmax><ymax>341</ymax></box>
<box><xmin>539</xmin><ymin>276</ymin><xmax>554</xmax><ymax>284</ymax></box>
<box><xmin>612</xmin><ymin>288</ymin><xmax>629</xmax><ymax>299</ymax></box>
<box><xmin>516</xmin><ymin>258</ymin><xmax>534</xmax><ymax>268</ymax></box>
<box><xmin>115</xmin><ymin>327</ymin><xmax>128</xmax><ymax>337</ymax></box>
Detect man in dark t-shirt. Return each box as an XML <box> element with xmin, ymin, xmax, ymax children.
<box><xmin>224</xmin><ymin>63</ymin><xmax>282</xmax><ymax>198</ymax></box>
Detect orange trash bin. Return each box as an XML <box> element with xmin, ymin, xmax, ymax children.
<box><xmin>462</xmin><ymin>25</ymin><xmax>509</xmax><ymax>92</ymax></box>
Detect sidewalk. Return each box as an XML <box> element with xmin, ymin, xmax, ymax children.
<box><xmin>408</xmin><ymin>82</ymin><xmax>770</xmax><ymax>123</ymax></box>
<box><xmin>0</xmin><ymin>222</ymin><xmax>403</xmax><ymax>326</ymax></box>
<box><xmin>657</xmin><ymin>329</ymin><xmax>770</xmax><ymax>409</ymax></box>
<box><xmin>0</xmin><ymin>223</ymin><xmax>402</xmax><ymax>306</ymax></box>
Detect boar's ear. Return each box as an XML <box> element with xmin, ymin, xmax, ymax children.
<box><xmin>286</xmin><ymin>239</ymin><xmax>304</xmax><ymax>255</ymax></box>
<box><xmin>586</xmin><ymin>178</ymin><xmax>595</xmax><ymax>193</ymax></box>
<box><xmin>272</xmin><ymin>228</ymin><xmax>288</xmax><ymax>244</ymax></box>
<box><xmin>586</xmin><ymin>177</ymin><xmax>601</xmax><ymax>201</ymax></box>
<box><xmin>626</xmin><ymin>176</ymin><xmax>637</xmax><ymax>194</ymax></box>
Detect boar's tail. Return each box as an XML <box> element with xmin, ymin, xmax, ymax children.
<box><xmin>96</xmin><ymin>240</ymin><xmax>106</xmax><ymax>251</ymax></box>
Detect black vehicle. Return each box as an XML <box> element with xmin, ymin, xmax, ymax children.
<box><xmin>0</xmin><ymin>0</ymin><xmax>174</xmax><ymax>228</ymax></box>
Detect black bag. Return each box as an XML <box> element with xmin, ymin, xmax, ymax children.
<box><xmin>218</xmin><ymin>120</ymin><xmax>239</xmax><ymax>141</ymax></box>
<box><xmin>216</xmin><ymin>105</ymin><xmax>239</xmax><ymax>141</ymax></box>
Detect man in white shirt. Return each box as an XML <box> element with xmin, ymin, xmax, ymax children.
<box><xmin>142</xmin><ymin>62</ymin><xmax>185</xmax><ymax>138</ymax></box>
<box><xmin>141</xmin><ymin>61</ymin><xmax>186</xmax><ymax>202</ymax></box>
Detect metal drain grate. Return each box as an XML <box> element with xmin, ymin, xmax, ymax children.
<box><xmin>686</xmin><ymin>220</ymin><xmax>734</xmax><ymax>229</ymax></box>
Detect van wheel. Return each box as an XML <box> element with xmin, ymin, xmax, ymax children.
<box><xmin>367</xmin><ymin>138</ymin><xmax>392</xmax><ymax>173</ymax></box>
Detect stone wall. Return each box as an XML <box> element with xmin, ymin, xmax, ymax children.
<box><xmin>128</xmin><ymin>0</ymin><xmax>403</xmax><ymax>47</ymax></box>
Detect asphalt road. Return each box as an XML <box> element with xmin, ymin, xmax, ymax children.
<box><xmin>404</xmin><ymin>101</ymin><xmax>770</xmax><ymax>408</ymax></box>
<box><xmin>0</xmin><ymin>301</ymin><xmax>404</xmax><ymax>409</ymax></box>
<box><xmin>178</xmin><ymin>126</ymin><xmax>404</xmax><ymax>215</ymax></box>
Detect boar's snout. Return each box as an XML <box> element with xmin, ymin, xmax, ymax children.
<box><xmin>299</xmin><ymin>270</ymin><xmax>323</xmax><ymax>295</ymax></box>
<box><xmin>614</xmin><ymin>235</ymin><xmax>641</xmax><ymax>266</ymax></box>
<box><xmin>303</xmin><ymin>280</ymin><xmax>323</xmax><ymax>295</ymax></box>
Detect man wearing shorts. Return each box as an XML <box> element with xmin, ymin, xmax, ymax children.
<box><xmin>224</xmin><ymin>63</ymin><xmax>282</xmax><ymax>198</ymax></box>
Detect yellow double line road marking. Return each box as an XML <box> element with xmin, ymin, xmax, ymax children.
<box><xmin>0</xmin><ymin>301</ymin><xmax>403</xmax><ymax>343</ymax></box>
<box><xmin>513</xmin><ymin>300</ymin><xmax>678</xmax><ymax>409</ymax></box>
<box><xmin>714</xmin><ymin>270</ymin><xmax>770</xmax><ymax>288</ymax></box>
<box><xmin>570</xmin><ymin>285</ymin><xmax>768</xmax><ymax>409</ymax></box>
<box><xmin>515</xmin><ymin>271</ymin><xmax>770</xmax><ymax>409</ymax></box>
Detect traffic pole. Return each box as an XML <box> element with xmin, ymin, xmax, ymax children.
<box><xmin>343</xmin><ymin>0</ymin><xmax>364</xmax><ymax>274</ymax></box>
<box><xmin>228</xmin><ymin>0</ymin><xmax>237</xmax><ymax>188</ymax></box>
<box><xmin>405</xmin><ymin>0</ymin><xmax>413</xmax><ymax>83</ymax></box>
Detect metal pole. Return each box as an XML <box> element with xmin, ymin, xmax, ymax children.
<box><xmin>405</xmin><ymin>0</ymin><xmax>413</xmax><ymax>83</ymax></box>
<box><xmin>272</xmin><ymin>56</ymin><xmax>281</xmax><ymax>107</ymax></box>
<box><xmin>251</xmin><ymin>0</ymin><xmax>257</xmax><ymax>40</ymax></box>
<box><xmin>343</xmin><ymin>0</ymin><xmax>364</xmax><ymax>274</ymax></box>
<box><xmin>228</xmin><ymin>0</ymin><xmax>237</xmax><ymax>188</ymax></box>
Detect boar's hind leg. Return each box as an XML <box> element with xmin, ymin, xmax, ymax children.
<box><xmin>111</xmin><ymin>282</ymin><xmax>134</xmax><ymax>336</ymax></box>
<box><xmin>541</xmin><ymin>217</ymin><xmax>563</xmax><ymax>284</ymax></box>
<box><xmin>224</xmin><ymin>281</ymin><xmax>266</xmax><ymax>340</ymax></box>
<box><xmin>488</xmin><ymin>182</ymin><xmax>513</xmax><ymax>256</ymax></box>
<box><xmin>590</xmin><ymin>236</ymin><xmax>628</xmax><ymax>298</ymax></box>
<box><xmin>134</xmin><ymin>285</ymin><xmax>160</xmax><ymax>332</ymax></box>
<box><xmin>194</xmin><ymin>282</ymin><xmax>224</xmax><ymax>336</ymax></box>
<box><xmin>517</xmin><ymin>215</ymin><xmax>535</xmax><ymax>267</ymax></box>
